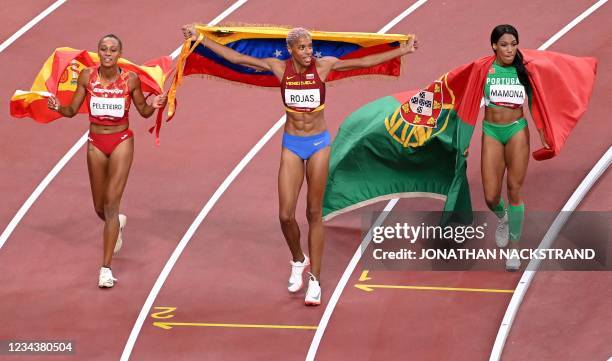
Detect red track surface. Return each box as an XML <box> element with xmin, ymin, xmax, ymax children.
<box><xmin>0</xmin><ymin>0</ymin><xmax>53</xmax><ymax>42</ymax></box>
<box><xmin>0</xmin><ymin>1</ymin><xmax>609</xmax><ymax>360</ymax></box>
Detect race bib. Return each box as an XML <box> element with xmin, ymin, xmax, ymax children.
<box><xmin>284</xmin><ymin>89</ymin><xmax>320</xmax><ymax>109</ymax></box>
<box><xmin>489</xmin><ymin>84</ymin><xmax>526</xmax><ymax>106</ymax></box>
<box><xmin>90</xmin><ymin>96</ymin><xmax>125</xmax><ymax>118</ymax></box>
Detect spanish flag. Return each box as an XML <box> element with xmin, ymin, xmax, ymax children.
<box><xmin>10</xmin><ymin>47</ymin><xmax>172</xmax><ymax>139</ymax></box>
<box><xmin>167</xmin><ymin>25</ymin><xmax>413</xmax><ymax>116</ymax></box>
<box><xmin>323</xmin><ymin>50</ymin><xmax>596</xmax><ymax>223</ymax></box>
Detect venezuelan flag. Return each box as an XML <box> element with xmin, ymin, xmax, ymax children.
<box><xmin>10</xmin><ymin>47</ymin><xmax>172</xmax><ymax>129</ymax></box>
<box><xmin>168</xmin><ymin>25</ymin><xmax>413</xmax><ymax>116</ymax></box>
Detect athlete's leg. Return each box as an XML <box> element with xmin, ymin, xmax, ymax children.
<box><xmin>87</xmin><ymin>140</ymin><xmax>109</xmax><ymax>221</ymax></box>
<box><xmin>504</xmin><ymin>126</ymin><xmax>529</xmax><ymax>243</ymax></box>
<box><xmin>481</xmin><ymin>132</ymin><xmax>506</xmax><ymax>212</ymax></box>
<box><xmin>101</xmin><ymin>137</ymin><xmax>134</xmax><ymax>267</ymax></box>
<box><xmin>278</xmin><ymin>147</ymin><xmax>306</xmax><ymax>262</ymax></box>
<box><xmin>304</xmin><ymin>146</ymin><xmax>330</xmax><ymax>279</ymax></box>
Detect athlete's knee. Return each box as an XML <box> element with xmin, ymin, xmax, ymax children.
<box><xmin>103</xmin><ymin>199</ymin><xmax>120</xmax><ymax>220</ymax></box>
<box><xmin>306</xmin><ymin>206</ymin><xmax>322</xmax><ymax>223</ymax></box>
<box><xmin>279</xmin><ymin>210</ymin><xmax>296</xmax><ymax>225</ymax></box>
<box><xmin>94</xmin><ymin>207</ymin><xmax>105</xmax><ymax>221</ymax></box>
<box><xmin>484</xmin><ymin>193</ymin><xmax>501</xmax><ymax>210</ymax></box>
<box><xmin>507</xmin><ymin>191</ymin><xmax>522</xmax><ymax>205</ymax></box>
<box><xmin>506</xmin><ymin>180</ymin><xmax>523</xmax><ymax>203</ymax></box>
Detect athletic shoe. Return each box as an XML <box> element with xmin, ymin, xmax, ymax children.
<box><xmin>98</xmin><ymin>267</ymin><xmax>117</xmax><ymax>288</ymax></box>
<box><xmin>495</xmin><ymin>212</ymin><xmax>509</xmax><ymax>247</ymax></box>
<box><xmin>288</xmin><ymin>255</ymin><xmax>310</xmax><ymax>293</ymax></box>
<box><xmin>114</xmin><ymin>214</ymin><xmax>127</xmax><ymax>254</ymax></box>
<box><xmin>304</xmin><ymin>273</ymin><xmax>321</xmax><ymax>306</ymax></box>
<box><xmin>506</xmin><ymin>253</ymin><xmax>521</xmax><ymax>271</ymax></box>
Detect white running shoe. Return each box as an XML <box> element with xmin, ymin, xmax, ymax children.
<box><xmin>304</xmin><ymin>273</ymin><xmax>321</xmax><ymax>306</ymax></box>
<box><xmin>495</xmin><ymin>212</ymin><xmax>509</xmax><ymax>248</ymax></box>
<box><xmin>114</xmin><ymin>214</ymin><xmax>127</xmax><ymax>254</ymax></box>
<box><xmin>506</xmin><ymin>253</ymin><xmax>521</xmax><ymax>271</ymax></box>
<box><xmin>98</xmin><ymin>267</ymin><xmax>117</xmax><ymax>288</ymax></box>
<box><xmin>288</xmin><ymin>255</ymin><xmax>310</xmax><ymax>293</ymax></box>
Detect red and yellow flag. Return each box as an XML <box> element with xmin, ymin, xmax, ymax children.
<box><xmin>10</xmin><ymin>47</ymin><xmax>173</xmax><ymax>138</ymax></box>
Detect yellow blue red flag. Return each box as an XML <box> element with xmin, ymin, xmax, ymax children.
<box><xmin>168</xmin><ymin>25</ymin><xmax>413</xmax><ymax>116</ymax></box>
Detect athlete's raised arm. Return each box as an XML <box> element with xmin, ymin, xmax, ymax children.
<box><xmin>182</xmin><ymin>23</ymin><xmax>285</xmax><ymax>79</ymax></box>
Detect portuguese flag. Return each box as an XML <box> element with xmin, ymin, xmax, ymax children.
<box><xmin>323</xmin><ymin>50</ymin><xmax>596</xmax><ymax>222</ymax></box>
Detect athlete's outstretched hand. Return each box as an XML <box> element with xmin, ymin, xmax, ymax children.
<box><xmin>47</xmin><ymin>94</ymin><xmax>60</xmax><ymax>111</ymax></box>
<box><xmin>151</xmin><ymin>93</ymin><xmax>168</xmax><ymax>109</ymax></box>
<box><xmin>400</xmin><ymin>36</ymin><xmax>419</xmax><ymax>55</ymax></box>
<box><xmin>182</xmin><ymin>23</ymin><xmax>198</xmax><ymax>41</ymax></box>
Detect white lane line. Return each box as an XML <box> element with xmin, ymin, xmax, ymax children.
<box><xmin>0</xmin><ymin>0</ymin><xmax>71</xmax><ymax>250</ymax></box>
<box><xmin>309</xmin><ymin>0</ymin><xmax>609</xmax><ymax>359</ymax></box>
<box><xmin>120</xmin><ymin>116</ymin><xmax>284</xmax><ymax>361</ymax></box>
<box><xmin>0</xmin><ymin>0</ymin><xmax>66</xmax><ymax>54</ymax></box>
<box><xmin>0</xmin><ymin>0</ymin><xmax>249</xmax><ymax>252</ymax></box>
<box><xmin>378</xmin><ymin>0</ymin><xmax>429</xmax><ymax>34</ymax></box>
<box><xmin>538</xmin><ymin>0</ymin><xmax>608</xmax><ymax>51</ymax></box>
<box><xmin>119</xmin><ymin>1</ymin><xmax>250</xmax><ymax>359</ymax></box>
<box><xmin>169</xmin><ymin>0</ymin><xmax>248</xmax><ymax>59</ymax></box>
<box><xmin>489</xmin><ymin>148</ymin><xmax>611</xmax><ymax>361</ymax></box>
<box><xmin>0</xmin><ymin>132</ymin><xmax>88</xmax><ymax>250</ymax></box>
<box><xmin>490</xmin><ymin>1</ymin><xmax>609</xmax><ymax>357</ymax></box>
<box><xmin>305</xmin><ymin>200</ymin><xmax>398</xmax><ymax>361</ymax></box>
<box><xmin>305</xmin><ymin>2</ymin><xmax>429</xmax><ymax>360</ymax></box>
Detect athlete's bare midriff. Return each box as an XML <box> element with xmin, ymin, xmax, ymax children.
<box><xmin>284</xmin><ymin>110</ymin><xmax>326</xmax><ymax>136</ymax></box>
<box><xmin>484</xmin><ymin>106</ymin><xmax>524</xmax><ymax>125</ymax></box>
<box><xmin>89</xmin><ymin>123</ymin><xmax>129</xmax><ymax>134</ymax></box>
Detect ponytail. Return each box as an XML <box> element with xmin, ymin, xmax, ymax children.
<box><xmin>513</xmin><ymin>49</ymin><xmax>530</xmax><ymax>94</ymax></box>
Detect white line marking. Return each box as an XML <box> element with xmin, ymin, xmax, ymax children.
<box><xmin>538</xmin><ymin>0</ymin><xmax>608</xmax><ymax>51</ymax></box>
<box><xmin>0</xmin><ymin>0</ymin><xmax>248</xmax><ymax>252</ymax></box>
<box><xmin>378</xmin><ymin>0</ymin><xmax>429</xmax><ymax>34</ymax></box>
<box><xmin>305</xmin><ymin>200</ymin><xmax>398</xmax><ymax>361</ymax></box>
<box><xmin>489</xmin><ymin>148</ymin><xmax>610</xmax><ymax>361</ymax></box>
<box><xmin>119</xmin><ymin>1</ymin><xmax>249</xmax><ymax>359</ymax></box>
<box><xmin>120</xmin><ymin>116</ymin><xmax>284</xmax><ymax>360</ymax></box>
<box><xmin>305</xmin><ymin>2</ymin><xmax>429</xmax><ymax>360</ymax></box>
<box><xmin>0</xmin><ymin>0</ymin><xmax>66</xmax><ymax>54</ymax></box>
<box><xmin>169</xmin><ymin>0</ymin><xmax>248</xmax><ymax>59</ymax></box>
<box><xmin>169</xmin><ymin>45</ymin><xmax>183</xmax><ymax>61</ymax></box>
<box><xmin>0</xmin><ymin>0</ymin><xmax>76</xmax><ymax>251</ymax></box>
<box><xmin>489</xmin><ymin>1</ymin><xmax>609</xmax><ymax>357</ymax></box>
<box><xmin>309</xmin><ymin>1</ymin><xmax>609</xmax><ymax>359</ymax></box>
<box><xmin>0</xmin><ymin>132</ymin><xmax>87</xmax><ymax>250</ymax></box>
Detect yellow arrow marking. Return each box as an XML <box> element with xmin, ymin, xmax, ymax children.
<box><xmin>153</xmin><ymin>322</ymin><xmax>317</xmax><ymax>330</ymax></box>
<box><xmin>355</xmin><ymin>284</ymin><xmax>514</xmax><ymax>294</ymax></box>
<box><xmin>150</xmin><ymin>307</ymin><xmax>176</xmax><ymax>319</ymax></box>
<box><xmin>358</xmin><ymin>270</ymin><xmax>372</xmax><ymax>282</ymax></box>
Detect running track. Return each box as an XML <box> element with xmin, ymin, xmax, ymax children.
<box><xmin>0</xmin><ymin>1</ymin><xmax>610</xmax><ymax>360</ymax></box>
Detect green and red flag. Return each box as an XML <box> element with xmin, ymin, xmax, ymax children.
<box><xmin>323</xmin><ymin>50</ymin><xmax>596</xmax><ymax>222</ymax></box>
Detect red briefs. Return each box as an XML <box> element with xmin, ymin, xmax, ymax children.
<box><xmin>88</xmin><ymin>129</ymin><xmax>133</xmax><ymax>157</ymax></box>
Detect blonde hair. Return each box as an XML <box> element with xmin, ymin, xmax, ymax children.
<box><xmin>286</xmin><ymin>27</ymin><xmax>311</xmax><ymax>47</ymax></box>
